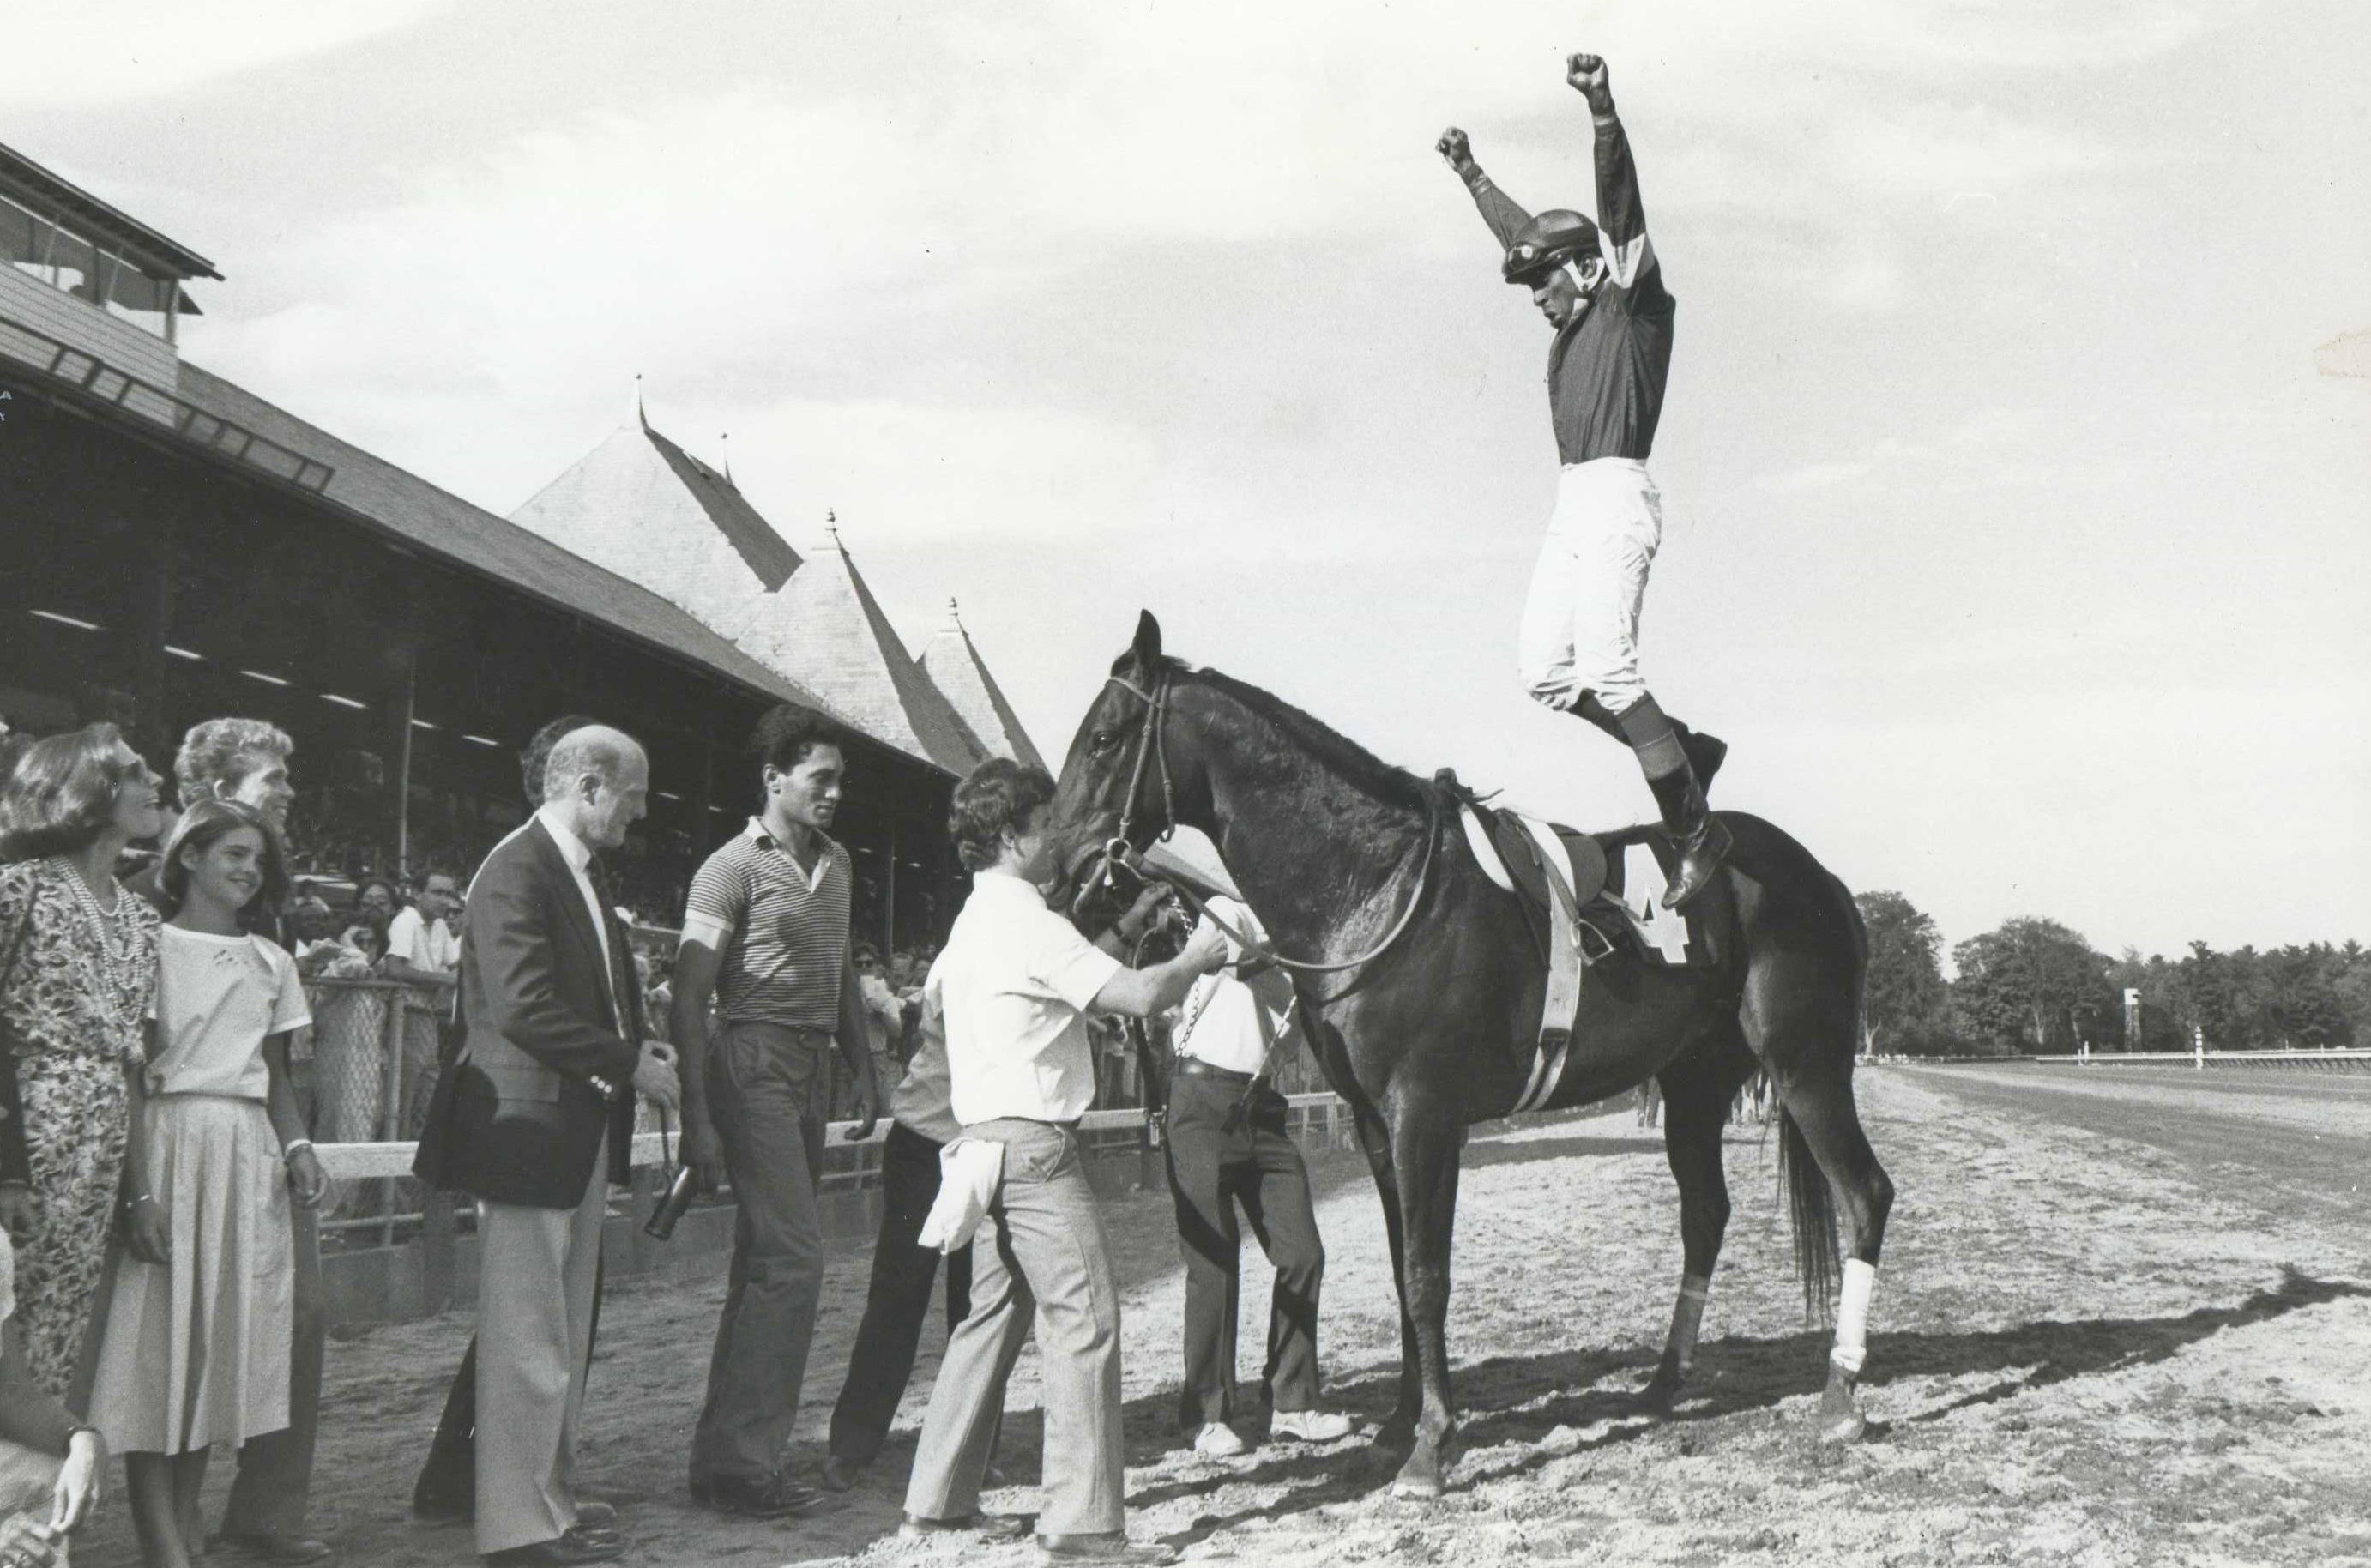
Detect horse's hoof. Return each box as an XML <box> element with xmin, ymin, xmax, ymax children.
<box><xmin>1817</xmin><ymin>1396</ymin><xmax>1868</xmax><ymax>1444</ymax></box>
<box><xmin>1390</xmin><ymin>1472</ymin><xmax>1445</xmax><ymax>1501</ymax></box>
<box><xmin>1632</xmin><ymin>1375</ymin><xmax>1683</xmax><ymax>1420</ymax></box>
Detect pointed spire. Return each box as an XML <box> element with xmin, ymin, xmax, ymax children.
<box><xmin>944</xmin><ymin>596</ymin><xmax>966</xmax><ymax>634</ymax></box>
<box><xmin>720</xmin><ymin>432</ymin><xmax>733</xmax><ymax>485</ymax></box>
<box><xmin>633</xmin><ymin>372</ymin><xmax>646</xmax><ymax>429</ymax></box>
<box><xmin>825</xmin><ymin>509</ymin><xmax>842</xmax><ymax>551</ymax></box>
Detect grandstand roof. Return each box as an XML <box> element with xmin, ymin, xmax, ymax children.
<box><xmin>915</xmin><ymin>599</ymin><xmax>1047</xmax><ymax>772</ymax></box>
<box><xmin>738</xmin><ymin>530</ymin><xmax>988</xmax><ymax>775</ymax></box>
<box><xmin>171</xmin><ymin>360</ymin><xmax>890</xmax><ymax>757</ymax></box>
<box><xmin>508</xmin><ymin>411</ymin><xmax>795</xmax><ymax>639</ymax></box>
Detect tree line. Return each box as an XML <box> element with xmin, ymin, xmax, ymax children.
<box><xmin>1854</xmin><ymin>891</ymin><xmax>2370</xmax><ymax>1057</ymax></box>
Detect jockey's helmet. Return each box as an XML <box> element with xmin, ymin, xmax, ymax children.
<box><xmin>1502</xmin><ymin>209</ymin><xmax>1601</xmax><ymax>284</ymax></box>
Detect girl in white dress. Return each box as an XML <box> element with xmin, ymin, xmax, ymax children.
<box><xmin>89</xmin><ymin>802</ymin><xmax>327</xmax><ymax>1568</ymax></box>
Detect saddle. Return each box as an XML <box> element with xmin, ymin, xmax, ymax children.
<box><xmin>1442</xmin><ymin>775</ymin><xmax>1713</xmax><ymax>1113</ymax></box>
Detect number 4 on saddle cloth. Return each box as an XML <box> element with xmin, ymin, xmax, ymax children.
<box><xmin>1454</xmin><ymin>792</ymin><xmax>1724</xmax><ymax>1114</ymax></box>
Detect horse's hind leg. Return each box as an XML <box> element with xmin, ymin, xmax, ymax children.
<box><xmin>1638</xmin><ymin>1033</ymin><xmax>1759</xmax><ymax>1418</ymax></box>
<box><xmin>1753</xmin><ymin>1004</ymin><xmax>1895</xmax><ymax>1442</ymax></box>
<box><xmin>1382</xmin><ymin>1085</ymin><xmax>1463</xmax><ymax>1499</ymax></box>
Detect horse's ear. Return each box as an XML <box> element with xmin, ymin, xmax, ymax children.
<box><xmin>1131</xmin><ymin>610</ymin><xmax>1163</xmax><ymax>670</ymax></box>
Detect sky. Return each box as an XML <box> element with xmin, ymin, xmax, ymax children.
<box><xmin>12</xmin><ymin>0</ymin><xmax>2368</xmax><ymax>963</ymax></box>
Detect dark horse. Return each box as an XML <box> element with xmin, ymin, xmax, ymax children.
<box><xmin>1046</xmin><ymin>613</ymin><xmax>1895</xmax><ymax>1499</ymax></box>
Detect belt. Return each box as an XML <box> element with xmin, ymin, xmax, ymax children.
<box><xmin>1175</xmin><ymin>1058</ymin><xmax>1257</xmax><ymax>1086</ymax></box>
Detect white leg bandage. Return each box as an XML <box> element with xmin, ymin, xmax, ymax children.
<box><xmin>1831</xmin><ymin>1258</ymin><xmax>1877</xmax><ymax>1376</ymax></box>
<box><xmin>1667</xmin><ymin>1274</ymin><xmax>1710</xmax><ymax>1373</ymax></box>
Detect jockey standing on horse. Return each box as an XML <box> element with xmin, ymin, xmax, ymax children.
<box><xmin>1439</xmin><ymin>52</ymin><xmax>1729</xmax><ymax>910</ymax></box>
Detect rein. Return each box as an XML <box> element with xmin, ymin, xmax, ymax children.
<box><xmin>1091</xmin><ymin>672</ymin><xmax>1443</xmax><ymax>979</ymax></box>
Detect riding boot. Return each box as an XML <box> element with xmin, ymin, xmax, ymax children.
<box><xmin>1643</xmin><ymin>762</ymin><xmax>1730</xmax><ymax>910</ymax></box>
<box><xmin>1613</xmin><ymin>695</ymin><xmax>1730</xmax><ymax>911</ymax></box>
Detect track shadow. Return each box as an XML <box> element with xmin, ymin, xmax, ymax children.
<box><xmin>1106</xmin><ymin>1265</ymin><xmax>2368</xmax><ymax>1549</ymax></box>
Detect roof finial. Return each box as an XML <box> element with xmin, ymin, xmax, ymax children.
<box><xmin>946</xmin><ymin>596</ymin><xmax>965</xmax><ymax>631</ymax></box>
<box><xmin>720</xmin><ymin>432</ymin><xmax>733</xmax><ymax>485</ymax></box>
<box><xmin>633</xmin><ymin>372</ymin><xmax>646</xmax><ymax>428</ymax></box>
<box><xmin>825</xmin><ymin>509</ymin><xmax>842</xmax><ymax>549</ymax></box>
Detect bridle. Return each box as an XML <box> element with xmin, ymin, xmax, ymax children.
<box><xmin>1085</xmin><ymin>669</ymin><xmax>1442</xmax><ymax>979</ymax></box>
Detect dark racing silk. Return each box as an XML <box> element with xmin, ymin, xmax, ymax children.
<box><xmin>1460</xmin><ymin>109</ymin><xmax>1676</xmax><ymax>467</ymax></box>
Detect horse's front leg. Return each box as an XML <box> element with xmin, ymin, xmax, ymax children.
<box><xmin>1385</xmin><ymin>1092</ymin><xmax>1463</xmax><ymax>1499</ymax></box>
<box><xmin>1352</xmin><ymin>1098</ymin><xmax>1421</xmax><ymax>1437</ymax></box>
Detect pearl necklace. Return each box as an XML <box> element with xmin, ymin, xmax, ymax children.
<box><xmin>48</xmin><ymin>858</ymin><xmax>147</xmax><ymax>1042</ymax></box>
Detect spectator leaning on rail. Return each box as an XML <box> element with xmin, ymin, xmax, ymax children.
<box><xmin>673</xmin><ymin>705</ymin><xmax>882</xmax><ymax>1519</ymax></box>
<box><xmin>126</xmin><ymin>715</ymin><xmax>333</xmax><ymax>1566</ymax></box>
<box><xmin>386</xmin><ymin>869</ymin><xmax>462</xmax><ymax>1137</ymax></box>
<box><xmin>897</xmin><ymin>758</ymin><xmax>1224</xmax><ymax>1566</ymax></box>
<box><xmin>0</xmin><ymin>1221</ymin><xmax>107</xmax><ymax>1568</ymax></box>
<box><xmin>1439</xmin><ymin>51</ymin><xmax>1728</xmax><ymax>910</ymax></box>
<box><xmin>0</xmin><ymin>726</ymin><xmax>167</xmax><ymax>1403</ymax></box>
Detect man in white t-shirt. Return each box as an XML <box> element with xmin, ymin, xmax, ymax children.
<box><xmin>386</xmin><ymin>871</ymin><xmax>462</xmax><ymax>991</ymax></box>
<box><xmin>1161</xmin><ymin>896</ymin><xmax>1355</xmax><ymax>1459</ymax></box>
<box><xmin>899</xmin><ymin>761</ymin><xmax>1222</xmax><ymax>1566</ymax></box>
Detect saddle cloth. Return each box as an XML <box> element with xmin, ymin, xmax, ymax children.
<box><xmin>1458</xmin><ymin>800</ymin><xmax>1710</xmax><ymax>1113</ymax></box>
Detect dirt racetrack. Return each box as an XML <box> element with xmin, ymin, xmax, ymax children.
<box><xmin>74</xmin><ymin>1063</ymin><xmax>2371</xmax><ymax>1567</ymax></box>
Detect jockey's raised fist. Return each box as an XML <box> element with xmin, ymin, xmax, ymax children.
<box><xmin>1436</xmin><ymin>127</ymin><xmax>1475</xmax><ymax>172</ymax></box>
<box><xmin>1566</xmin><ymin>52</ymin><xmax>1614</xmax><ymax>112</ymax></box>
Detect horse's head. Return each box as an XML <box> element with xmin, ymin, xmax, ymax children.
<box><xmin>1043</xmin><ymin>610</ymin><xmax>1204</xmax><ymax>922</ymax></box>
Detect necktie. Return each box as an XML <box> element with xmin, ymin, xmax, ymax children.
<box><xmin>588</xmin><ymin>857</ymin><xmax>639</xmax><ymax>1041</ymax></box>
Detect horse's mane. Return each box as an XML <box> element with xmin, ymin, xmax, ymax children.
<box><xmin>1175</xmin><ymin>660</ymin><xmax>1439</xmax><ymax>817</ymax></box>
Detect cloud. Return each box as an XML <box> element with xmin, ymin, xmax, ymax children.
<box><xmin>9</xmin><ymin>1</ymin><xmax>456</xmax><ymax>105</ymax></box>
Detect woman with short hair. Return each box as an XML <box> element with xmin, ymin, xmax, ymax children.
<box><xmin>0</xmin><ymin>724</ymin><xmax>169</xmax><ymax>1397</ymax></box>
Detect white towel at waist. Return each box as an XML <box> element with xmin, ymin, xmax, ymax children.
<box><xmin>917</xmin><ymin>1138</ymin><xmax>1006</xmax><ymax>1254</ymax></box>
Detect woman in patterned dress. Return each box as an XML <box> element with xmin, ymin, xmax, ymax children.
<box><xmin>0</xmin><ymin>724</ymin><xmax>170</xmax><ymax>1399</ymax></box>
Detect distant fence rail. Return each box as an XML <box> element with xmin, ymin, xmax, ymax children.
<box><xmin>2036</xmin><ymin>1047</ymin><xmax>2371</xmax><ymax>1073</ymax></box>
<box><xmin>1879</xmin><ymin>1048</ymin><xmax>2371</xmax><ymax>1073</ymax></box>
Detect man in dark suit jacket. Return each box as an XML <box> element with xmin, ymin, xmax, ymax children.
<box><xmin>413</xmin><ymin>726</ymin><xmax>679</xmax><ymax>1568</ymax></box>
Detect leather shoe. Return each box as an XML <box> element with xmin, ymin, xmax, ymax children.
<box><xmin>480</xmin><ymin>1531</ymin><xmax>624</xmax><ymax>1567</ymax></box>
<box><xmin>1036</xmin><ymin>1532</ymin><xmax>1179</xmax><ymax>1565</ymax></box>
<box><xmin>702</xmin><ymin>1473</ymin><xmax>822</xmax><ymax>1518</ymax></box>
<box><xmin>213</xmin><ymin>1533</ymin><xmax>335</xmax><ymax>1565</ymax></box>
<box><xmin>899</xmin><ymin>1511</ymin><xmax>1032</xmax><ymax>1540</ymax></box>
<box><xmin>571</xmin><ymin>1503</ymin><xmax>617</xmax><ymax>1529</ymax></box>
<box><xmin>817</xmin><ymin>1456</ymin><xmax>860</xmax><ymax>1493</ymax></box>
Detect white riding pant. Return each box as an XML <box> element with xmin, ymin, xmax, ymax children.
<box><xmin>1517</xmin><ymin>456</ymin><xmax>1663</xmax><ymax>716</ymax></box>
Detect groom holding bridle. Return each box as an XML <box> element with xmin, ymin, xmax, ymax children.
<box><xmin>1439</xmin><ymin>51</ymin><xmax>1728</xmax><ymax>909</ymax></box>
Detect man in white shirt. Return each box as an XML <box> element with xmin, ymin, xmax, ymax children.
<box><xmin>1162</xmin><ymin>896</ymin><xmax>1354</xmax><ymax>1458</ymax></box>
<box><xmin>387</xmin><ymin>871</ymin><xmax>463</xmax><ymax>991</ymax></box>
<box><xmin>900</xmin><ymin>761</ymin><xmax>1223</xmax><ymax>1567</ymax></box>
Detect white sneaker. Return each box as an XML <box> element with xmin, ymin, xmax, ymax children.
<box><xmin>1192</xmin><ymin>1422</ymin><xmax>1249</xmax><ymax>1457</ymax></box>
<box><xmin>1270</xmin><ymin>1408</ymin><xmax>1355</xmax><ymax>1443</ymax></box>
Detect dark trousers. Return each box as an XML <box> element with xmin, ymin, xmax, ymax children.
<box><xmin>221</xmin><ymin>1203</ymin><xmax>324</xmax><ymax>1536</ymax></box>
<box><xmin>1164</xmin><ymin>1073</ymin><xmax>1325</xmax><ymax>1426</ymax></box>
<box><xmin>412</xmin><ymin>1263</ymin><xmax>604</xmax><ymax>1513</ymax></box>
<box><xmin>824</xmin><ymin>1121</ymin><xmax>974</xmax><ymax>1468</ymax></box>
<box><xmin>690</xmin><ymin>1022</ymin><xmax>832</xmax><ymax>1487</ymax></box>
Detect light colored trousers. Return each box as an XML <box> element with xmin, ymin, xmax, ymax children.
<box><xmin>903</xmin><ymin>1119</ymin><xmax>1125</xmax><ymax>1537</ymax></box>
<box><xmin>474</xmin><ymin>1133</ymin><xmax>607</xmax><ymax>1556</ymax></box>
<box><xmin>1517</xmin><ymin>455</ymin><xmax>1664</xmax><ymax>715</ymax></box>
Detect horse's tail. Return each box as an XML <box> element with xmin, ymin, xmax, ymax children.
<box><xmin>1777</xmin><ymin>1103</ymin><xmax>1840</xmax><ymax>1325</ymax></box>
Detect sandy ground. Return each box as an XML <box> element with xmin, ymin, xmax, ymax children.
<box><xmin>72</xmin><ymin>1064</ymin><xmax>2371</xmax><ymax>1568</ymax></box>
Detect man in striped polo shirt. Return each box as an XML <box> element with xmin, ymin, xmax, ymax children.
<box><xmin>673</xmin><ymin>706</ymin><xmax>883</xmax><ymax>1517</ymax></box>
